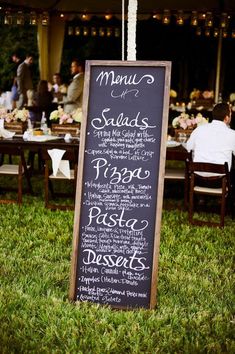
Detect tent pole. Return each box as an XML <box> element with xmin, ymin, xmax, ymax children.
<box><xmin>122</xmin><ymin>0</ymin><xmax>125</xmax><ymax>60</ymax></box>
<box><xmin>127</xmin><ymin>0</ymin><xmax>138</xmax><ymax>61</ymax></box>
<box><xmin>215</xmin><ymin>28</ymin><xmax>223</xmax><ymax>103</ymax></box>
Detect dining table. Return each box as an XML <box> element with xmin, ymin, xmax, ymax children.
<box><xmin>166</xmin><ymin>142</ymin><xmax>190</xmax><ymax>161</ymax></box>
<box><xmin>0</xmin><ymin>134</ymin><xmax>190</xmax><ymax>166</ymax></box>
<box><xmin>0</xmin><ymin>134</ymin><xmax>80</xmax><ymax>169</ymax></box>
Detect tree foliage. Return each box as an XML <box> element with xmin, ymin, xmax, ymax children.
<box><xmin>0</xmin><ymin>25</ymin><xmax>39</xmax><ymax>92</ymax></box>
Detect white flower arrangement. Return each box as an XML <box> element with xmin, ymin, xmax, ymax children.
<box><xmin>49</xmin><ymin>106</ymin><xmax>82</xmax><ymax>125</ymax></box>
<box><xmin>170</xmin><ymin>89</ymin><xmax>177</xmax><ymax>98</ymax></box>
<box><xmin>229</xmin><ymin>93</ymin><xmax>235</xmax><ymax>102</ymax></box>
<box><xmin>0</xmin><ymin>107</ymin><xmax>29</xmax><ymax>123</ymax></box>
<box><xmin>172</xmin><ymin>112</ymin><xmax>208</xmax><ymax>130</ymax></box>
<box><xmin>189</xmin><ymin>89</ymin><xmax>201</xmax><ymax>100</ymax></box>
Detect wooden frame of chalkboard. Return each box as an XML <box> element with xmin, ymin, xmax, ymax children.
<box><xmin>69</xmin><ymin>60</ymin><xmax>171</xmax><ymax>309</ymax></box>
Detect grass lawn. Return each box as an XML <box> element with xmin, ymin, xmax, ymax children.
<box><xmin>0</xmin><ymin>176</ymin><xmax>234</xmax><ymax>353</ymax></box>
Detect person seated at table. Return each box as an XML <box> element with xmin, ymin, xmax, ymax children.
<box><xmin>48</xmin><ymin>73</ymin><xmax>67</xmax><ymax>103</ymax></box>
<box><xmin>63</xmin><ymin>59</ymin><xmax>84</xmax><ymax>114</ymax></box>
<box><xmin>187</xmin><ymin>103</ymin><xmax>235</xmax><ymax>168</ymax></box>
<box><xmin>186</xmin><ymin>102</ymin><xmax>235</xmax><ymax>189</ymax></box>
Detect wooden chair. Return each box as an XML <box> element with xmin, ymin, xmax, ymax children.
<box><xmin>186</xmin><ymin>161</ymin><xmax>233</xmax><ymax>227</ymax></box>
<box><xmin>0</xmin><ymin>146</ymin><xmax>32</xmax><ymax>204</ymax></box>
<box><xmin>165</xmin><ymin>149</ymin><xmax>192</xmax><ymax>208</ymax></box>
<box><xmin>41</xmin><ymin>148</ymin><xmax>78</xmax><ymax>210</ymax></box>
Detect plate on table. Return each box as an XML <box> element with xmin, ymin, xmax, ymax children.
<box><xmin>166</xmin><ymin>141</ymin><xmax>181</xmax><ymax>148</ymax></box>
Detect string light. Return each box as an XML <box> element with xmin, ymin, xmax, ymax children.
<box><xmin>91</xmin><ymin>27</ymin><xmax>97</xmax><ymax>36</ymax></box>
<box><xmin>0</xmin><ymin>8</ymin><xmax>234</xmax><ymax>39</ymax></box>
<box><xmin>83</xmin><ymin>27</ymin><xmax>89</xmax><ymax>36</ymax></box>
<box><xmin>68</xmin><ymin>26</ymin><xmax>73</xmax><ymax>35</ymax></box>
<box><xmin>41</xmin><ymin>11</ymin><xmax>49</xmax><ymax>26</ymax></box>
<box><xmin>105</xmin><ymin>14</ymin><xmax>112</xmax><ymax>20</ymax></box>
<box><xmin>16</xmin><ymin>11</ymin><xmax>24</xmax><ymax>25</ymax></box>
<box><xmin>205</xmin><ymin>12</ymin><xmax>213</xmax><ymax>27</ymax></box>
<box><xmin>196</xmin><ymin>27</ymin><xmax>202</xmax><ymax>36</ymax></box>
<box><xmin>4</xmin><ymin>10</ymin><xmax>12</xmax><ymax>25</ymax></box>
<box><xmin>220</xmin><ymin>13</ymin><xmax>228</xmax><ymax>28</ymax></box>
<box><xmin>29</xmin><ymin>11</ymin><xmax>37</xmax><ymax>25</ymax></box>
<box><xmin>176</xmin><ymin>10</ymin><xmax>184</xmax><ymax>25</ymax></box>
<box><xmin>114</xmin><ymin>27</ymin><xmax>121</xmax><ymax>37</ymax></box>
<box><xmin>75</xmin><ymin>26</ymin><xmax>81</xmax><ymax>36</ymax></box>
<box><xmin>152</xmin><ymin>13</ymin><xmax>161</xmax><ymax>20</ymax></box>
<box><xmin>162</xmin><ymin>10</ymin><xmax>171</xmax><ymax>25</ymax></box>
<box><xmin>191</xmin><ymin>11</ymin><xmax>198</xmax><ymax>26</ymax></box>
<box><xmin>213</xmin><ymin>28</ymin><xmax>219</xmax><ymax>37</ymax></box>
<box><xmin>81</xmin><ymin>14</ymin><xmax>91</xmax><ymax>21</ymax></box>
<box><xmin>205</xmin><ymin>28</ymin><xmax>210</xmax><ymax>36</ymax></box>
<box><xmin>107</xmin><ymin>27</ymin><xmax>112</xmax><ymax>37</ymax></box>
<box><xmin>99</xmin><ymin>27</ymin><xmax>105</xmax><ymax>37</ymax></box>
<box><xmin>222</xmin><ymin>29</ymin><xmax>228</xmax><ymax>38</ymax></box>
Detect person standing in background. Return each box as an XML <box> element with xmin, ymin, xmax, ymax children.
<box><xmin>12</xmin><ymin>51</ymin><xmax>22</xmax><ymax>72</ymax></box>
<box><xmin>33</xmin><ymin>80</ymin><xmax>54</xmax><ymax>124</ymax></box>
<box><xmin>48</xmin><ymin>73</ymin><xmax>67</xmax><ymax>103</ymax></box>
<box><xmin>16</xmin><ymin>53</ymin><xmax>34</xmax><ymax>108</ymax></box>
<box><xmin>63</xmin><ymin>59</ymin><xmax>84</xmax><ymax>114</ymax></box>
<box><xmin>11</xmin><ymin>51</ymin><xmax>22</xmax><ymax>109</ymax></box>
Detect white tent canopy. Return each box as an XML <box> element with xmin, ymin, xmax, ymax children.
<box><xmin>1</xmin><ymin>0</ymin><xmax>235</xmax><ymax>99</ymax></box>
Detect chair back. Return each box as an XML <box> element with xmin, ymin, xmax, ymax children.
<box><xmin>0</xmin><ymin>145</ymin><xmax>32</xmax><ymax>204</ymax></box>
<box><xmin>186</xmin><ymin>160</ymin><xmax>232</xmax><ymax>227</ymax></box>
<box><xmin>41</xmin><ymin>147</ymin><xmax>78</xmax><ymax>210</ymax></box>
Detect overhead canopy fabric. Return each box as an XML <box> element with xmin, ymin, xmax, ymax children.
<box><xmin>1</xmin><ymin>0</ymin><xmax>235</xmax><ymax>14</ymax></box>
<box><xmin>1</xmin><ymin>0</ymin><xmax>234</xmax><ymax>96</ymax></box>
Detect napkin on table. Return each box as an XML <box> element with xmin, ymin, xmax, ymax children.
<box><xmin>47</xmin><ymin>149</ymin><xmax>71</xmax><ymax>179</ymax></box>
<box><xmin>0</xmin><ymin>127</ymin><xmax>15</xmax><ymax>139</ymax></box>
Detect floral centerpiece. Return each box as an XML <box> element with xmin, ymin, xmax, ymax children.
<box><xmin>0</xmin><ymin>108</ymin><xmax>29</xmax><ymax>133</ymax></box>
<box><xmin>0</xmin><ymin>107</ymin><xmax>29</xmax><ymax>122</ymax></box>
<box><xmin>172</xmin><ymin>113</ymin><xmax>208</xmax><ymax>141</ymax></box>
<box><xmin>49</xmin><ymin>106</ymin><xmax>82</xmax><ymax>136</ymax></box>
<box><xmin>172</xmin><ymin>112</ymin><xmax>208</xmax><ymax>130</ymax></box>
<box><xmin>190</xmin><ymin>89</ymin><xmax>214</xmax><ymax>109</ymax></box>
<box><xmin>49</xmin><ymin>106</ymin><xmax>82</xmax><ymax>125</ymax></box>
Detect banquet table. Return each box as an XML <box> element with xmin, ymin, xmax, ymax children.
<box><xmin>0</xmin><ymin>135</ymin><xmax>80</xmax><ymax>170</ymax></box>
<box><xmin>0</xmin><ymin>135</ymin><xmax>80</xmax><ymax>150</ymax></box>
<box><xmin>166</xmin><ymin>143</ymin><xmax>190</xmax><ymax>161</ymax></box>
<box><xmin>0</xmin><ymin>136</ymin><xmax>189</xmax><ymax>165</ymax></box>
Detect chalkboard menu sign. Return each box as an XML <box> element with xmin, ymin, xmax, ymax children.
<box><xmin>70</xmin><ymin>61</ymin><xmax>171</xmax><ymax>309</ymax></box>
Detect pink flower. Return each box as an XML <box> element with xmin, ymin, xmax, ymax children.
<box><xmin>179</xmin><ymin>120</ymin><xmax>188</xmax><ymax>129</ymax></box>
<box><xmin>186</xmin><ymin>119</ymin><xmax>193</xmax><ymax>127</ymax></box>
<box><xmin>5</xmin><ymin>116</ymin><xmax>12</xmax><ymax>123</ymax></box>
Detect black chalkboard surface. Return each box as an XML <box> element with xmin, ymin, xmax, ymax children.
<box><xmin>70</xmin><ymin>61</ymin><xmax>171</xmax><ymax>309</ymax></box>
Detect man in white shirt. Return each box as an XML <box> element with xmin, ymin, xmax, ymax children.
<box><xmin>186</xmin><ymin>103</ymin><xmax>235</xmax><ymax>171</ymax></box>
<box><xmin>63</xmin><ymin>59</ymin><xmax>84</xmax><ymax>114</ymax></box>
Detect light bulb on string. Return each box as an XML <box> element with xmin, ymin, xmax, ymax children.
<box><xmin>16</xmin><ymin>11</ymin><xmax>24</xmax><ymax>25</ymax></box>
<box><xmin>191</xmin><ymin>11</ymin><xmax>198</xmax><ymax>26</ymax></box>
<box><xmin>4</xmin><ymin>10</ymin><xmax>13</xmax><ymax>25</ymax></box>
<box><xmin>176</xmin><ymin>10</ymin><xmax>184</xmax><ymax>25</ymax></box>
<box><xmin>29</xmin><ymin>11</ymin><xmax>37</xmax><ymax>25</ymax></box>
<box><xmin>162</xmin><ymin>10</ymin><xmax>170</xmax><ymax>25</ymax></box>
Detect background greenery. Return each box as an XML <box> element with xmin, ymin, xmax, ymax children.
<box><xmin>0</xmin><ymin>25</ymin><xmax>39</xmax><ymax>92</ymax></box>
<box><xmin>0</xmin><ymin>174</ymin><xmax>234</xmax><ymax>353</ymax></box>
<box><xmin>0</xmin><ymin>22</ymin><xmax>121</xmax><ymax>93</ymax></box>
